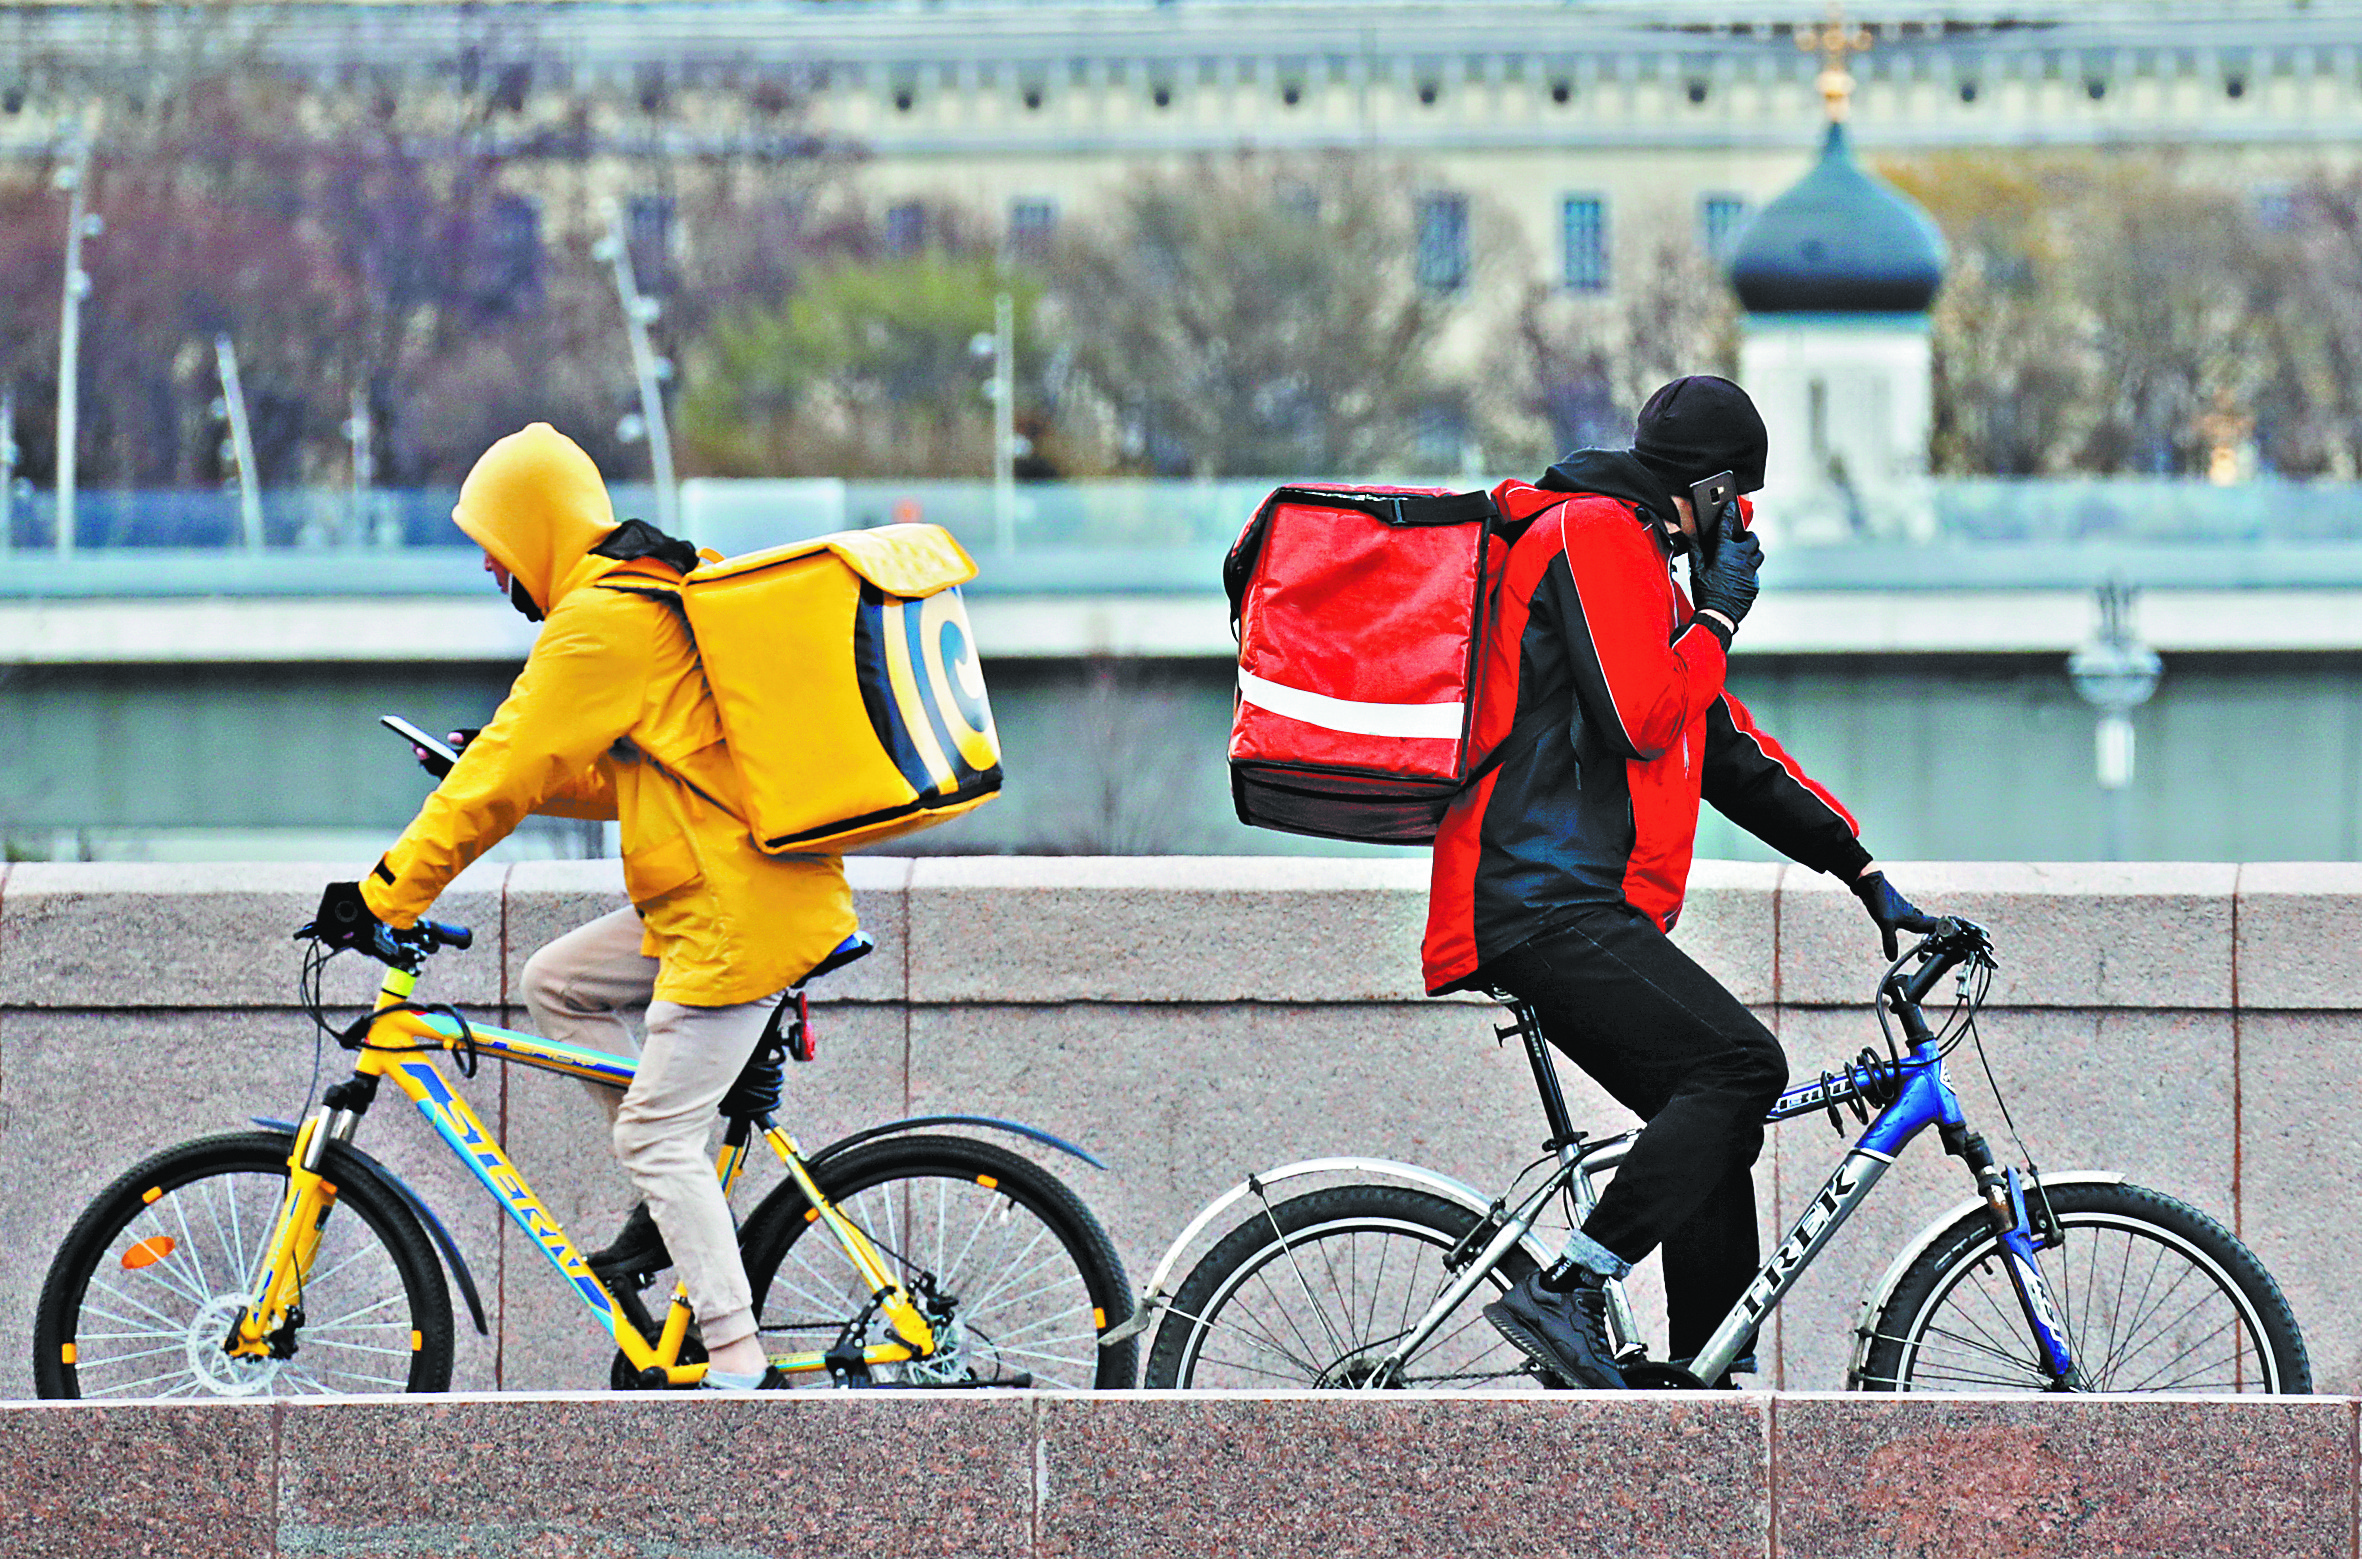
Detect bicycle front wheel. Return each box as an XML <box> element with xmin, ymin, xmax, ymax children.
<box><xmin>32</xmin><ymin>1132</ymin><xmax>454</xmax><ymax>1399</ymax></box>
<box><xmin>1858</xmin><ymin>1181</ymin><xmax>2310</xmax><ymax>1393</ymax></box>
<box><xmin>738</xmin><ymin>1134</ymin><xmax>1134</xmax><ymax>1389</ymax></box>
<box><xmin>1142</xmin><ymin>1184</ymin><xmax>1543</xmax><ymax>1390</ymax></box>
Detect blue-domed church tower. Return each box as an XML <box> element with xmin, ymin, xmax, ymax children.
<box><xmin>1729</xmin><ymin>22</ymin><xmax>1947</xmax><ymax>542</ymax></box>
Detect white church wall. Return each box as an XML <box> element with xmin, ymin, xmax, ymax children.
<box><xmin>1739</xmin><ymin>316</ymin><xmax>1935</xmax><ymax>546</ymax></box>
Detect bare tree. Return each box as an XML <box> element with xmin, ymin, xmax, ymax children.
<box><xmin>1481</xmin><ymin>216</ymin><xmax>1738</xmax><ymax>471</ymax></box>
<box><xmin>0</xmin><ymin>27</ymin><xmax>851</xmax><ymax>507</ymax></box>
<box><xmin>1037</xmin><ymin>659</ymin><xmax>1225</xmax><ymax>855</ymax></box>
<box><xmin>2259</xmin><ymin>170</ymin><xmax>2362</xmax><ymax>479</ymax></box>
<box><xmin>1048</xmin><ymin>152</ymin><xmax>1459</xmax><ymax>479</ymax></box>
<box><xmin>1883</xmin><ymin>155</ymin><xmax>2096</xmax><ymax>476</ymax></box>
<box><xmin>1887</xmin><ymin>153</ymin><xmax>2285</xmax><ymax>477</ymax></box>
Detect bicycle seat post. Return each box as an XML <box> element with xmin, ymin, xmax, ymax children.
<box><xmin>1496</xmin><ymin>999</ymin><xmax>1582</xmax><ymax>1157</ymax></box>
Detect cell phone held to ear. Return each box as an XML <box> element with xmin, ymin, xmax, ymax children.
<box><xmin>1688</xmin><ymin>470</ymin><xmax>1739</xmax><ymax>543</ymax></box>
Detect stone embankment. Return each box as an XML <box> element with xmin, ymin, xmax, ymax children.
<box><xmin>2</xmin><ymin>859</ymin><xmax>2355</xmax><ymax>1554</ymax></box>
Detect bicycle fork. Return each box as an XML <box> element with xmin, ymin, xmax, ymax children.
<box><xmin>224</xmin><ymin>1111</ymin><xmax>352</xmax><ymax>1362</ymax></box>
<box><xmin>1948</xmin><ymin>1126</ymin><xmax>2079</xmax><ymax>1389</ymax></box>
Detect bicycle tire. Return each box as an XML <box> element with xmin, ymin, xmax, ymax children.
<box><xmin>737</xmin><ymin>1134</ymin><xmax>1135</xmax><ymax>1389</ymax></box>
<box><xmin>1142</xmin><ymin>1183</ymin><xmax>1543</xmax><ymax>1390</ymax></box>
<box><xmin>32</xmin><ymin>1131</ymin><xmax>454</xmax><ymax>1399</ymax></box>
<box><xmin>1857</xmin><ymin>1181</ymin><xmax>2311</xmax><ymax>1394</ymax></box>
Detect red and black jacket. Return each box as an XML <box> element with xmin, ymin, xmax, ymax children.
<box><xmin>1423</xmin><ymin>452</ymin><xmax>1870</xmax><ymax>995</ymax></box>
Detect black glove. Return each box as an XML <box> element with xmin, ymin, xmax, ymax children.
<box><xmin>1690</xmin><ymin>523</ymin><xmax>1763</xmax><ymax>636</ymax></box>
<box><xmin>414</xmin><ymin>728</ymin><xmax>480</xmax><ymax>780</ymax></box>
<box><xmin>300</xmin><ymin>880</ymin><xmax>396</xmax><ymax>959</ymax></box>
<box><xmin>1853</xmin><ymin>870</ymin><xmax>1940</xmax><ymax>961</ymax></box>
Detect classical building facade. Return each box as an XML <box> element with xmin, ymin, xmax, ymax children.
<box><xmin>6</xmin><ymin>0</ymin><xmax>2361</xmax><ymax>296</ymax></box>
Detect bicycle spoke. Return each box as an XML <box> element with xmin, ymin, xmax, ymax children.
<box><xmin>83</xmin><ymin>1274</ymin><xmax>200</xmax><ymax>1335</ymax></box>
<box><xmin>303</xmin><ymin>1291</ymin><xmax>408</xmax><ymax>1332</ymax></box>
<box><xmin>947</xmin><ymin>1221</ymin><xmax>1058</xmax><ymax>1315</ymax></box>
<box><xmin>1183</xmin><ymin>1296</ymin><xmax>1328</xmax><ymax>1380</ymax></box>
<box><xmin>1254</xmin><ymin>1200</ymin><xmax>1354</xmax><ymax>1365</ymax></box>
<box><xmin>70</xmin><ymin>1339</ymin><xmax>186</xmax><ymax>1368</ymax></box>
<box><xmin>1246</xmin><ymin>1253</ymin><xmax>1336</xmax><ymax>1372</ymax></box>
<box><xmin>2117</xmin><ymin>1313</ymin><xmax>2242</xmax><ymax>1392</ymax></box>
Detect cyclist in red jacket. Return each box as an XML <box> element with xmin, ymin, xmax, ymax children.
<box><xmin>1423</xmin><ymin>375</ymin><xmax>1934</xmax><ymax>1389</ymax></box>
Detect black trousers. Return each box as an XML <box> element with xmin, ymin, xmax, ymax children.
<box><xmin>1487</xmin><ymin>902</ymin><xmax>1788</xmax><ymax>1361</ymax></box>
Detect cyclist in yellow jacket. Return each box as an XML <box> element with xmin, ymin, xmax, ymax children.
<box><xmin>310</xmin><ymin>422</ymin><xmax>855</xmax><ymax>1390</ymax></box>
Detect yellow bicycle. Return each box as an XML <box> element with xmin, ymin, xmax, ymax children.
<box><xmin>33</xmin><ymin>915</ymin><xmax>1133</xmax><ymax>1397</ymax></box>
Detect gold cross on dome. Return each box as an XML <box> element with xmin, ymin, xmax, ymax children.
<box><xmin>1796</xmin><ymin>5</ymin><xmax>1875</xmax><ymax>121</ymax></box>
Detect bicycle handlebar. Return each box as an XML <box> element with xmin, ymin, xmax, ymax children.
<box><xmin>399</xmin><ymin>918</ymin><xmax>474</xmax><ymax>954</ymax></box>
<box><xmin>1890</xmin><ymin>917</ymin><xmax>1994</xmax><ymax>1008</ymax></box>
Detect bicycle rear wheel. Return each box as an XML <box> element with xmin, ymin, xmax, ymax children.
<box><xmin>1858</xmin><ymin>1181</ymin><xmax>2310</xmax><ymax>1393</ymax></box>
<box><xmin>737</xmin><ymin>1134</ymin><xmax>1134</xmax><ymax>1389</ymax></box>
<box><xmin>1142</xmin><ymin>1184</ymin><xmax>1543</xmax><ymax>1390</ymax></box>
<box><xmin>32</xmin><ymin>1132</ymin><xmax>453</xmax><ymax>1399</ymax></box>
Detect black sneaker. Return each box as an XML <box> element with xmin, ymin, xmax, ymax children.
<box><xmin>1483</xmin><ymin>1271</ymin><xmax>1630</xmax><ymax>1390</ymax></box>
<box><xmin>586</xmin><ymin>1203</ymin><xmax>672</xmax><ymax>1286</ymax></box>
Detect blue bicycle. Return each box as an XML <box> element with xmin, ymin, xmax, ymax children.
<box><xmin>1126</xmin><ymin>918</ymin><xmax>2311</xmax><ymax>1392</ymax></box>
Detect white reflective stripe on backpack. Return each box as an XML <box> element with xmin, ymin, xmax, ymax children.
<box><xmin>1236</xmin><ymin>669</ymin><xmax>1464</xmax><ymax>741</ymax></box>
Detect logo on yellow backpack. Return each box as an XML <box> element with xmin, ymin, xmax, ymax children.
<box><xmin>859</xmin><ymin>586</ymin><xmax>999</xmax><ymax>799</ymax></box>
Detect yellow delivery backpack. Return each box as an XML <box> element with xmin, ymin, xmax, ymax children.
<box><xmin>680</xmin><ymin>523</ymin><xmax>1002</xmax><ymax>853</ymax></box>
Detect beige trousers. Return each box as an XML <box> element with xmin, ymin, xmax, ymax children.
<box><xmin>518</xmin><ymin>905</ymin><xmax>780</xmax><ymax>1350</ymax></box>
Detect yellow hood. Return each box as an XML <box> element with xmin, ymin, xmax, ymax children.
<box><xmin>451</xmin><ymin>424</ymin><xmax>618</xmax><ymax>613</ymax></box>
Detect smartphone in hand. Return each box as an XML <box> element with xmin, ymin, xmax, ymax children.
<box><xmin>380</xmin><ymin>714</ymin><xmax>461</xmax><ymax>770</ymax></box>
<box><xmin>1688</xmin><ymin>469</ymin><xmax>1738</xmax><ymax>540</ymax></box>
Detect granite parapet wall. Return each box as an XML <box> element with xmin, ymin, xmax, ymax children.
<box><xmin>1</xmin><ymin>858</ymin><xmax>2357</xmax><ymax>1399</ymax></box>
<box><xmin>1</xmin><ymin>1393</ymin><xmax>2355</xmax><ymax>1559</ymax></box>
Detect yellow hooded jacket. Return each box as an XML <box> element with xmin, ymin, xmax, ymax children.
<box><xmin>359</xmin><ymin>423</ymin><xmax>855</xmax><ymax>1006</ymax></box>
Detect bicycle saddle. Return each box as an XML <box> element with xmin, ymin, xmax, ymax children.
<box><xmin>797</xmin><ymin>930</ymin><xmax>875</xmax><ymax>989</ymax></box>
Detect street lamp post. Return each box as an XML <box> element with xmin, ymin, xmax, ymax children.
<box><xmin>53</xmin><ymin>128</ymin><xmax>100</xmax><ymax>557</ymax></box>
<box><xmin>213</xmin><ymin>335</ymin><xmax>265</xmax><ymax>550</ymax></box>
<box><xmin>342</xmin><ymin>386</ymin><xmax>379</xmax><ymax>546</ymax></box>
<box><xmin>1</xmin><ymin>387</ymin><xmax>16</xmax><ymax>556</ymax></box>
<box><xmin>969</xmin><ymin>291</ymin><xmax>1018</xmax><ymax>554</ymax></box>
<box><xmin>592</xmin><ymin>199</ymin><xmax>678</xmax><ymax>532</ymax></box>
<box><xmin>2067</xmin><ymin>580</ymin><xmax>2162</xmax><ymax>861</ymax></box>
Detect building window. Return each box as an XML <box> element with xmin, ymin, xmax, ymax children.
<box><xmin>1009</xmin><ymin>198</ymin><xmax>1058</xmax><ymax>260</ymax></box>
<box><xmin>475</xmin><ymin>192</ymin><xmax>542</xmax><ymax>314</ymax></box>
<box><xmin>884</xmin><ymin>200</ymin><xmax>926</xmax><ymax>256</ymax></box>
<box><xmin>626</xmin><ymin>195</ymin><xmax>674</xmax><ymax>294</ymax></box>
<box><xmin>1562</xmin><ymin>196</ymin><xmax>1608</xmax><ymax>293</ymax></box>
<box><xmin>1700</xmin><ymin>195</ymin><xmax>1750</xmax><ymax>263</ymax></box>
<box><xmin>1414</xmin><ymin>193</ymin><xmax>1469</xmax><ymax>295</ymax></box>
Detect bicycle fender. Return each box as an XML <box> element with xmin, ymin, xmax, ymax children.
<box><xmin>1845</xmin><ymin>1168</ymin><xmax>2125</xmax><ymax>1386</ymax></box>
<box><xmin>253</xmin><ymin>1117</ymin><xmax>490</xmax><ymax>1338</ymax></box>
<box><xmin>806</xmin><ymin>1115</ymin><xmax>1109</xmax><ymax>1173</ymax></box>
<box><xmin>1101</xmin><ymin>1156</ymin><xmax>1557</xmax><ymax>1349</ymax></box>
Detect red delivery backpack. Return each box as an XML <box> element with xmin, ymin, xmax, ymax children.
<box><xmin>1223</xmin><ymin>483</ymin><xmax>1546</xmax><ymax>844</ymax></box>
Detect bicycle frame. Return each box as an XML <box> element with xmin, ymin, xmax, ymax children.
<box><xmin>226</xmin><ymin>959</ymin><xmax>938</xmax><ymax>1386</ymax></box>
<box><xmin>1358</xmin><ymin>927</ymin><xmax>2080</xmax><ymax>1391</ymax></box>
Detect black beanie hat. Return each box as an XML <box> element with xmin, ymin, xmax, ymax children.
<box><xmin>1632</xmin><ymin>375</ymin><xmax>1768</xmax><ymax>494</ymax></box>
